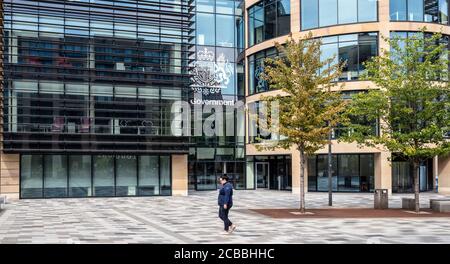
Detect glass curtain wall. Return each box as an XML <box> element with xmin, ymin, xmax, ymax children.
<box><xmin>248</xmin><ymin>33</ymin><xmax>378</xmax><ymax>95</ymax></box>
<box><xmin>301</xmin><ymin>0</ymin><xmax>378</xmax><ymax>30</ymax></box>
<box><xmin>2</xmin><ymin>0</ymin><xmax>191</xmax><ymax>153</ymax></box>
<box><xmin>20</xmin><ymin>155</ymin><xmax>171</xmax><ymax>198</ymax></box>
<box><xmin>390</xmin><ymin>0</ymin><xmax>449</xmax><ymax>24</ymax></box>
<box><xmin>190</xmin><ymin>0</ymin><xmax>246</xmax><ymax>190</ymax></box>
<box><xmin>248</xmin><ymin>0</ymin><xmax>291</xmax><ymax>47</ymax></box>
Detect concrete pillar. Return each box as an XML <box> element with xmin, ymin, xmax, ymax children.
<box><xmin>374</xmin><ymin>151</ymin><xmax>392</xmax><ymax>194</ymax></box>
<box><xmin>291</xmin><ymin>149</ymin><xmax>308</xmax><ymax>195</ymax></box>
<box><xmin>438</xmin><ymin>155</ymin><xmax>450</xmax><ymax>194</ymax></box>
<box><xmin>171</xmin><ymin>154</ymin><xmax>188</xmax><ymax>196</ymax></box>
<box><xmin>0</xmin><ymin>153</ymin><xmax>20</xmax><ymax>199</ymax></box>
<box><xmin>290</xmin><ymin>0</ymin><xmax>300</xmax><ymax>33</ymax></box>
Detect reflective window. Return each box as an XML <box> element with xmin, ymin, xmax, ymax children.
<box><xmin>319</xmin><ymin>0</ymin><xmax>338</xmax><ymax>27</ymax></box>
<box><xmin>320</xmin><ymin>32</ymin><xmax>378</xmax><ymax>81</ymax></box>
<box><xmin>93</xmin><ymin>156</ymin><xmax>115</xmax><ymax>197</ymax></box>
<box><xmin>339</xmin><ymin>0</ymin><xmax>358</xmax><ymax>24</ymax></box>
<box><xmin>139</xmin><ymin>156</ymin><xmax>160</xmax><ymax>195</ymax></box>
<box><xmin>20</xmin><ymin>155</ymin><xmax>43</xmax><ymax>198</ymax></box>
<box><xmin>197</xmin><ymin>13</ymin><xmax>215</xmax><ymax>46</ymax></box>
<box><xmin>68</xmin><ymin>155</ymin><xmax>92</xmax><ymax>197</ymax></box>
<box><xmin>358</xmin><ymin>0</ymin><xmax>378</xmax><ymax>22</ymax></box>
<box><xmin>116</xmin><ymin>156</ymin><xmax>137</xmax><ymax>196</ymax></box>
<box><xmin>409</xmin><ymin>0</ymin><xmax>424</xmax><ymax>21</ymax></box>
<box><xmin>301</xmin><ymin>0</ymin><xmax>378</xmax><ymax>30</ymax></box>
<box><xmin>301</xmin><ymin>0</ymin><xmax>318</xmax><ymax>30</ymax></box>
<box><xmin>216</xmin><ymin>15</ymin><xmax>235</xmax><ymax>47</ymax></box>
<box><xmin>308</xmin><ymin>154</ymin><xmax>374</xmax><ymax>192</ymax></box>
<box><xmin>390</xmin><ymin>0</ymin><xmax>449</xmax><ymax>24</ymax></box>
<box><xmin>20</xmin><ymin>154</ymin><xmax>171</xmax><ymax>198</ymax></box>
<box><xmin>248</xmin><ymin>0</ymin><xmax>291</xmax><ymax>47</ymax></box>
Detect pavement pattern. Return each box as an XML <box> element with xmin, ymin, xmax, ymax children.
<box><xmin>0</xmin><ymin>190</ymin><xmax>450</xmax><ymax>244</ymax></box>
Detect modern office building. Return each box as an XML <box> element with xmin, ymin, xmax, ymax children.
<box><xmin>0</xmin><ymin>0</ymin><xmax>449</xmax><ymax>200</ymax></box>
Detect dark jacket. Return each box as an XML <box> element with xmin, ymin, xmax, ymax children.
<box><xmin>218</xmin><ymin>182</ymin><xmax>233</xmax><ymax>207</ymax></box>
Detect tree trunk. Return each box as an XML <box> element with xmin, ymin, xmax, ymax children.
<box><xmin>413</xmin><ymin>161</ymin><xmax>420</xmax><ymax>213</ymax></box>
<box><xmin>299</xmin><ymin>148</ymin><xmax>306</xmax><ymax>213</ymax></box>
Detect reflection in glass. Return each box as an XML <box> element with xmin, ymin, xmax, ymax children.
<box><xmin>44</xmin><ymin>155</ymin><xmax>67</xmax><ymax>197</ymax></box>
<box><xmin>160</xmin><ymin>156</ymin><xmax>171</xmax><ymax>195</ymax></box>
<box><xmin>69</xmin><ymin>155</ymin><xmax>91</xmax><ymax>197</ymax></box>
<box><xmin>116</xmin><ymin>156</ymin><xmax>137</xmax><ymax>196</ymax></box>
<box><xmin>139</xmin><ymin>156</ymin><xmax>160</xmax><ymax>195</ymax></box>
<box><xmin>21</xmin><ymin>155</ymin><xmax>43</xmax><ymax>198</ymax></box>
<box><xmin>93</xmin><ymin>156</ymin><xmax>114</xmax><ymax>197</ymax></box>
<box><xmin>301</xmin><ymin>0</ymin><xmax>318</xmax><ymax>29</ymax></box>
<box><xmin>319</xmin><ymin>0</ymin><xmax>338</xmax><ymax>27</ymax></box>
<box><xmin>338</xmin><ymin>0</ymin><xmax>358</xmax><ymax>24</ymax></box>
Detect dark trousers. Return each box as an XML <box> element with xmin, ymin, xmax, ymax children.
<box><xmin>219</xmin><ymin>206</ymin><xmax>233</xmax><ymax>231</ymax></box>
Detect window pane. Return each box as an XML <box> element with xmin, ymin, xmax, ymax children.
<box><xmin>116</xmin><ymin>155</ymin><xmax>137</xmax><ymax>196</ymax></box>
<box><xmin>390</xmin><ymin>0</ymin><xmax>407</xmax><ymax>20</ymax></box>
<box><xmin>339</xmin><ymin>0</ymin><xmax>358</xmax><ymax>24</ymax></box>
<box><xmin>216</xmin><ymin>0</ymin><xmax>235</xmax><ymax>14</ymax></box>
<box><xmin>160</xmin><ymin>156</ymin><xmax>171</xmax><ymax>195</ymax></box>
<box><xmin>44</xmin><ymin>155</ymin><xmax>68</xmax><ymax>198</ymax></box>
<box><xmin>409</xmin><ymin>0</ymin><xmax>424</xmax><ymax>21</ymax></box>
<box><xmin>319</xmin><ymin>0</ymin><xmax>338</xmax><ymax>27</ymax></box>
<box><xmin>317</xmin><ymin>155</ymin><xmax>337</xmax><ymax>191</ymax></box>
<box><xmin>277</xmin><ymin>0</ymin><xmax>291</xmax><ymax>35</ymax></box>
<box><xmin>21</xmin><ymin>155</ymin><xmax>43</xmax><ymax>198</ymax></box>
<box><xmin>360</xmin><ymin>154</ymin><xmax>374</xmax><ymax>192</ymax></box>
<box><xmin>69</xmin><ymin>155</ymin><xmax>92</xmax><ymax>197</ymax></box>
<box><xmin>197</xmin><ymin>13</ymin><xmax>215</xmax><ymax>45</ymax></box>
<box><xmin>358</xmin><ymin>0</ymin><xmax>378</xmax><ymax>22</ymax></box>
<box><xmin>197</xmin><ymin>0</ymin><xmax>214</xmax><ymax>12</ymax></box>
<box><xmin>253</xmin><ymin>5</ymin><xmax>264</xmax><ymax>45</ymax></box>
<box><xmin>216</xmin><ymin>15</ymin><xmax>235</xmax><ymax>47</ymax></box>
<box><xmin>139</xmin><ymin>156</ymin><xmax>160</xmax><ymax>195</ymax></box>
<box><xmin>425</xmin><ymin>0</ymin><xmax>439</xmax><ymax>22</ymax></box>
<box><xmin>301</xmin><ymin>0</ymin><xmax>318</xmax><ymax>29</ymax></box>
<box><xmin>264</xmin><ymin>3</ymin><xmax>276</xmax><ymax>40</ymax></box>
<box><xmin>339</xmin><ymin>40</ymin><xmax>359</xmax><ymax>81</ymax></box>
<box><xmin>440</xmin><ymin>0</ymin><xmax>449</xmax><ymax>23</ymax></box>
<box><xmin>338</xmin><ymin>155</ymin><xmax>359</xmax><ymax>192</ymax></box>
<box><xmin>93</xmin><ymin>156</ymin><xmax>114</xmax><ymax>197</ymax></box>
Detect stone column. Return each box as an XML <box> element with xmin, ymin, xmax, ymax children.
<box><xmin>0</xmin><ymin>154</ymin><xmax>20</xmax><ymax>199</ymax></box>
<box><xmin>374</xmin><ymin>151</ymin><xmax>392</xmax><ymax>194</ymax></box>
<box><xmin>171</xmin><ymin>154</ymin><xmax>188</xmax><ymax>196</ymax></box>
<box><xmin>438</xmin><ymin>155</ymin><xmax>450</xmax><ymax>194</ymax></box>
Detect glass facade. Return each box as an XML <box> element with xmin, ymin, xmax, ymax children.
<box><xmin>3</xmin><ymin>0</ymin><xmax>191</xmax><ymax>153</ymax></box>
<box><xmin>248</xmin><ymin>33</ymin><xmax>378</xmax><ymax>95</ymax></box>
<box><xmin>392</xmin><ymin>156</ymin><xmax>434</xmax><ymax>193</ymax></box>
<box><xmin>246</xmin><ymin>156</ymin><xmax>292</xmax><ymax>190</ymax></box>
<box><xmin>321</xmin><ymin>32</ymin><xmax>378</xmax><ymax>81</ymax></box>
<box><xmin>308</xmin><ymin>154</ymin><xmax>375</xmax><ymax>192</ymax></box>
<box><xmin>248</xmin><ymin>0</ymin><xmax>291</xmax><ymax>47</ymax></box>
<box><xmin>390</xmin><ymin>0</ymin><xmax>449</xmax><ymax>24</ymax></box>
<box><xmin>301</xmin><ymin>0</ymin><xmax>378</xmax><ymax>30</ymax></box>
<box><xmin>21</xmin><ymin>154</ymin><xmax>171</xmax><ymax>198</ymax></box>
<box><xmin>189</xmin><ymin>0</ymin><xmax>247</xmax><ymax>191</ymax></box>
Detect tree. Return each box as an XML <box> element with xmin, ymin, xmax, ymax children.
<box><xmin>342</xmin><ymin>29</ymin><xmax>450</xmax><ymax>213</ymax></box>
<box><xmin>254</xmin><ymin>33</ymin><xmax>347</xmax><ymax>213</ymax></box>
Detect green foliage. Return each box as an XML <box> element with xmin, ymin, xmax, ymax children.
<box><xmin>342</xmin><ymin>28</ymin><xmax>450</xmax><ymax>162</ymax></box>
<box><xmin>256</xmin><ymin>33</ymin><xmax>347</xmax><ymax>155</ymax></box>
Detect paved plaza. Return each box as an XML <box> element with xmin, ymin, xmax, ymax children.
<box><xmin>1</xmin><ymin>190</ymin><xmax>450</xmax><ymax>244</ymax></box>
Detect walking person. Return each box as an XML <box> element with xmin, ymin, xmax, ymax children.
<box><xmin>218</xmin><ymin>175</ymin><xmax>236</xmax><ymax>235</ymax></box>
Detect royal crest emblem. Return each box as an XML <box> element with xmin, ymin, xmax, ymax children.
<box><xmin>191</xmin><ymin>48</ymin><xmax>233</xmax><ymax>95</ymax></box>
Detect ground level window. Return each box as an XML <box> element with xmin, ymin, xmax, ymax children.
<box><xmin>20</xmin><ymin>154</ymin><xmax>171</xmax><ymax>198</ymax></box>
<box><xmin>307</xmin><ymin>154</ymin><xmax>374</xmax><ymax>192</ymax></box>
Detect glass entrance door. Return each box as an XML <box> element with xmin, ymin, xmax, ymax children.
<box><xmin>256</xmin><ymin>162</ymin><xmax>269</xmax><ymax>188</ymax></box>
